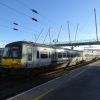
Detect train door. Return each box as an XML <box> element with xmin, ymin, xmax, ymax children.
<box><xmin>26</xmin><ymin>47</ymin><xmax>34</xmax><ymax>68</ymax></box>
<box><xmin>51</xmin><ymin>49</ymin><xmax>57</xmax><ymax>63</ymax></box>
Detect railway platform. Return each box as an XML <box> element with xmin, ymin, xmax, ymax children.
<box><xmin>8</xmin><ymin>60</ymin><xmax>100</xmax><ymax>100</ymax></box>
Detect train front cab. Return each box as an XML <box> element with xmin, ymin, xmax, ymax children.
<box><xmin>1</xmin><ymin>42</ymin><xmax>35</xmax><ymax>72</ymax></box>
<box><xmin>2</xmin><ymin>43</ymin><xmax>22</xmax><ymax>69</ymax></box>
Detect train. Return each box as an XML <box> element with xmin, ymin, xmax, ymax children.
<box><xmin>1</xmin><ymin>41</ymin><xmax>83</xmax><ymax>71</ymax></box>
<box><xmin>0</xmin><ymin>48</ymin><xmax>4</xmax><ymax>66</ymax></box>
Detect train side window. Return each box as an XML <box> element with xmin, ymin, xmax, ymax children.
<box><xmin>55</xmin><ymin>52</ymin><xmax>57</xmax><ymax>59</ymax></box>
<box><xmin>63</xmin><ymin>53</ymin><xmax>66</xmax><ymax>58</ymax></box>
<box><xmin>41</xmin><ymin>52</ymin><xmax>49</xmax><ymax>59</ymax></box>
<box><xmin>27</xmin><ymin>48</ymin><xmax>32</xmax><ymax>61</ymax></box>
<box><xmin>37</xmin><ymin>51</ymin><xmax>39</xmax><ymax>59</ymax></box>
<box><xmin>58</xmin><ymin>52</ymin><xmax>62</xmax><ymax>58</ymax></box>
<box><xmin>51</xmin><ymin>53</ymin><xmax>55</xmax><ymax>59</ymax></box>
<box><xmin>49</xmin><ymin>52</ymin><xmax>50</xmax><ymax>58</ymax></box>
<box><xmin>70</xmin><ymin>53</ymin><xmax>73</xmax><ymax>58</ymax></box>
<box><xmin>67</xmin><ymin>53</ymin><xmax>70</xmax><ymax>58</ymax></box>
<box><xmin>41</xmin><ymin>53</ymin><xmax>48</xmax><ymax>59</ymax></box>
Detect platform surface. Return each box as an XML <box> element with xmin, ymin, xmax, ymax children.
<box><xmin>41</xmin><ymin>61</ymin><xmax>100</xmax><ymax>100</ymax></box>
<box><xmin>8</xmin><ymin>60</ymin><xmax>100</xmax><ymax>100</ymax></box>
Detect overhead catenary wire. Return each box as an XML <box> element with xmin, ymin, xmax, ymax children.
<box><xmin>0</xmin><ymin>24</ymin><xmax>39</xmax><ymax>35</ymax></box>
<box><xmin>0</xmin><ymin>24</ymin><xmax>32</xmax><ymax>33</ymax></box>
<box><xmin>0</xmin><ymin>0</ymin><xmax>61</xmax><ymax>44</ymax></box>
<box><xmin>0</xmin><ymin>24</ymin><xmax>43</xmax><ymax>44</ymax></box>
<box><xmin>0</xmin><ymin>24</ymin><xmax>44</xmax><ymax>42</ymax></box>
<box><xmin>14</xmin><ymin>0</ymin><xmax>58</xmax><ymax>26</ymax></box>
<box><xmin>0</xmin><ymin>1</ymin><xmax>29</xmax><ymax>17</ymax></box>
<box><xmin>0</xmin><ymin>17</ymin><xmax>40</xmax><ymax>33</ymax></box>
<box><xmin>0</xmin><ymin>17</ymin><xmax>41</xmax><ymax>40</ymax></box>
<box><xmin>0</xmin><ymin>17</ymin><xmax>18</xmax><ymax>25</ymax></box>
<box><xmin>0</xmin><ymin>1</ymin><xmax>38</xmax><ymax>22</ymax></box>
<box><xmin>0</xmin><ymin>24</ymin><xmax>18</xmax><ymax>31</ymax></box>
<box><xmin>15</xmin><ymin>0</ymin><xmax>56</xmax><ymax>29</ymax></box>
<box><xmin>15</xmin><ymin>0</ymin><xmax>39</xmax><ymax>14</ymax></box>
<box><xmin>0</xmin><ymin>18</ymin><xmax>48</xmax><ymax>43</ymax></box>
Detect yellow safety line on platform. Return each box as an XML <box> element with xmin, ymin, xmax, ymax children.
<box><xmin>34</xmin><ymin>88</ymin><xmax>55</xmax><ymax>100</ymax></box>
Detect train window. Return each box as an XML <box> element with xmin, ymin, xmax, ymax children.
<box><xmin>75</xmin><ymin>53</ymin><xmax>79</xmax><ymax>57</ymax></box>
<box><xmin>49</xmin><ymin>52</ymin><xmax>50</xmax><ymax>58</ymax></box>
<box><xmin>55</xmin><ymin>52</ymin><xmax>57</xmax><ymax>59</ymax></box>
<box><xmin>51</xmin><ymin>53</ymin><xmax>55</xmax><ymax>59</ymax></box>
<box><xmin>70</xmin><ymin>53</ymin><xmax>74</xmax><ymax>58</ymax></box>
<box><xmin>67</xmin><ymin>53</ymin><xmax>70</xmax><ymax>58</ymax></box>
<box><xmin>11</xmin><ymin>47</ymin><xmax>19</xmax><ymax>58</ymax></box>
<box><xmin>27</xmin><ymin>48</ymin><xmax>32</xmax><ymax>61</ymax></box>
<box><xmin>0</xmin><ymin>49</ymin><xmax>3</xmax><ymax>56</ymax></box>
<box><xmin>41</xmin><ymin>53</ymin><xmax>48</xmax><ymax>58</ymax></box>
<box><xmin>3</xmin><ymin>47</ymin><xmax>10</xmax><ymax>57</ymax></box>
<box><xmin>58</xmin><ymin>52</ymin><xmax>62</xmax><ymax>58</ymax></box>
<box><xmin>3</xmin><ymin>47</ymin><xmax>21</xmax><ymax>58</ymax></box>
<box><xmin>73</xmin><ymin>54</ymin><xmax>75</xmax><ymax>57</ymax></box>
<box><xmin>63</xmin><ymin>53</ymin><xmax>66</xmax><ymax>57</ymax></box>
<box><xmin>37</xmin><ymin>51</ymin><xmax>39</xmax><ymax>59</ymax></box>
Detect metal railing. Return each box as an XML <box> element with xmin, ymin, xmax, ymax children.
<box><xmin>46</xmin><ymin>39</ymin><xmax>100</xmax><ymax>46</ymax></box>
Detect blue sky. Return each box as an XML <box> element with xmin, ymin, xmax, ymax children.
<box><xmin>0</xmin><ymin>0</ymin><xmax>100</xmax><ymax>47</ymax></box>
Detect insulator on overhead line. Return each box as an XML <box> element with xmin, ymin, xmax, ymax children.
<box><xmin>13</xmin><ymin>28</ymin><xmax>18</xmax><ymax>31</ymax></box>
<box><xmin>31</xmin><ymin>9</ymin><xmax>39</xmax><ymax>14</ymax></box>
<box><xmin>13</xmin><ymin>23</ymin><xmax>18</xmax><ymax>25</ymax></box>
<box><xmin>31</xmin><ymin>18</ymin><xmax>38</xmax><ymax>22</ymax></box>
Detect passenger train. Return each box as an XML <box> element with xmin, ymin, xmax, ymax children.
<box><xmin>1</xmin><ymin>41</ymin><xmax>82</xmax><ymax>71</ymax></box>
<box><xmin>0</xmin><ymin>48</ymin><xmax>4</xmax><ymax>66</ymax></box>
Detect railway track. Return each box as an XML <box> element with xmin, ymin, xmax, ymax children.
<box><xmin>0</xmin><ymin>59</ymin><xmax>99</xmax><ymax>100</ymax></box>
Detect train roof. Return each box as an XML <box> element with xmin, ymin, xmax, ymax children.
<box><xmin>5</xmin><ymin>41</ymin><xmax>55</xmax><ymax>48</ymax></box>
<box><xmin>63</xmin><ymin>48</ymin><xmax>82</xmax><ymax>52</ymax></box>
<box><xmin>6</xmin><ymin>41</ymin><xmax>35</xmax><ymax>46</ymax></box>
<box><xmin>5</xmin><ymin>41</ymin><xmax>82</xmax><ymax>52</ymax></box>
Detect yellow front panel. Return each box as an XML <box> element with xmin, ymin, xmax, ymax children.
<box><xmin>2</xmin><ymin>58</ymin><xmax>21</xmax><ymax>69</ymax></box>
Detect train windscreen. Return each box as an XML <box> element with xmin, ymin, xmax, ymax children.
<box><xmin>3</xmin><ymin>46</ymin><xmax>22</xmax><ymax>58</ymax></box>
